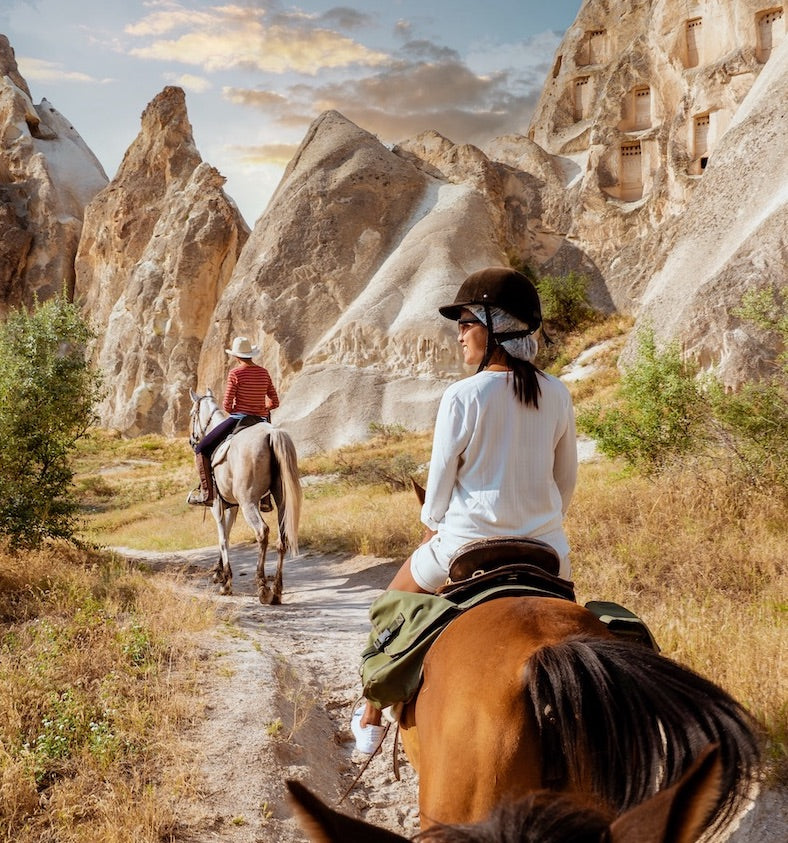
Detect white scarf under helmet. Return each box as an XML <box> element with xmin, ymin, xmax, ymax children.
<box><xmin>467</xmin><ymin>304</ymin><xmax>539</xmax><ymax>364</ymax></box>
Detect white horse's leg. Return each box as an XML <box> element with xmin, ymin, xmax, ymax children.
<box><xmin>215</xmin><ymin>502</ymin><xmax>238</xmax><ymax>595</ymax></box>
<box><xmin>240</xmin><ymin>502</ymin><xmax>272</xmax><ymax>605</ymax></box>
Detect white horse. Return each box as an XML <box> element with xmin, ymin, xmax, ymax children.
<box><xmin>188</xmin><ymin>388</ymin><xmax>302</xmax><ymax>604</ymax></box>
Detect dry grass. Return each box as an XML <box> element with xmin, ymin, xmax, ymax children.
<box><xmin>568</xmin><ymin>461</ymin><xmax>786</xmax><ymax>776</ymax></box>
<box><xmin>0</xmin><ymin>544</ymin><xmax>216</xmax><ymax>841</ymax></box>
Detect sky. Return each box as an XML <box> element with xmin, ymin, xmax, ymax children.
<box><xmin>2</xmin><ymin>0</ymin><xmax>582</xmax><ymax>225</ymax></box>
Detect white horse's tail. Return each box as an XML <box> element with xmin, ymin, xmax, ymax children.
<box><xmin>270</xmin><ymin>428</ymin><xmax>302</xmax><ymax>556</ymax></box>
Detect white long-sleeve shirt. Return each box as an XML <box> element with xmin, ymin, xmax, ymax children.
<box><xmin>420</xmin><ymin>369</ymin><xmax>577</xmax><ymax>565</ymax></box>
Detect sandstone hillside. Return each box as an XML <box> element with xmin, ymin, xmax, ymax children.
<box><xmin>0</xmin><ymin>0</ymin><xmax>785</xmax><ymax>449</ymax></box>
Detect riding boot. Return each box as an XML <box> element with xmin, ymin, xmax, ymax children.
<box><xmin>260</xmin><ymin>492</ymin><xmax>273</xmax><ymax>512</ymax></box>
<box><xmin>187</xmin><ymin>453</ymin><xmax>214</xmax><ymax>506</ymax></box>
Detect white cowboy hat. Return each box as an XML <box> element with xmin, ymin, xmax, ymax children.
<box><xmin>225</xmin><ymin>336</ymin><xmax>259</xmax><ymax>358</ymax></box>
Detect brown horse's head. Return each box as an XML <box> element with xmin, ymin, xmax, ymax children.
<box><xmin>287</xmin><ymin>744</ymin><xmax>726</xmax><ymax>842</ymax></box>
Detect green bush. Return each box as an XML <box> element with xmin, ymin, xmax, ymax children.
<box><xmin>578</xmin><ymin>291</ymin><xmax>787</xmax><ymax>497</ymax></box>
<box><xmin>706</xmin><ymin>286</ymin><xmax>788</xmax><ymax>491</ymax></box>
<box><xmin>0</xmin><ymin>295</ymin><xmax>103</xmax><ymax>546</ymax></box>
<box><xmin>577</xmin><ymin>328</ymin><xmax>707</xmax><ymax>474</ymax></box>
<box><xmin>536</xmin><ymin>271</ymin><xmax>595</xmax><ymax>332</ymax></box>
<box><xmin>706</xmin><ymin>378</ymin><xmax>788</xmax><ymax>491</ymax></box>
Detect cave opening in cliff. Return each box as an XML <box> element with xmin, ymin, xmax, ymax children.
<box><xmin>757</xmin><ymin>8</ymin><xmax>785</xmax><ymax>62</ymax></box>
<box><xmin>685</xmin><ymin>17</ymin><xmax>702</xmax><ymax>68</ymax></box>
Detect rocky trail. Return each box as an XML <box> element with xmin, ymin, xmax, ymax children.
<box><xmin>122</xmin><ymin>544</ymin><xmax>420</xmax><ymax>842</ymax></box>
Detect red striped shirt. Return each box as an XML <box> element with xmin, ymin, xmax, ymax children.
<box><xmin>222</xmin><ymin>364</ymin><xmax>279</xmax><ymax>416</ymax></box>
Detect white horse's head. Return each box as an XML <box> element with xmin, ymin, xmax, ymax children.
<box><xmin>188</xmin><ymin>388</ymin><xmax>219</xmax><ymax>446</ymax></box>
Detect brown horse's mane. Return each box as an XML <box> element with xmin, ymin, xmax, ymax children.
<box><xmin>414</xmin><ymin>792</ymin><xmax>613</xmax><ymax>842</ymax></box>
<box><xmin>524</xmin><ymin>636</ymin><xmax>761</xmax><ymax>837</ymax></box>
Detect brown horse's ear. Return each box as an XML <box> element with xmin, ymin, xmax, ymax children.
<box><xmin>411</xmin><ymin>478</ymin><xmax>426</xmax><ymax>507</ymax></box>
<box><xmin>610</xmin><ymin>744</ymin><xmax>724</xmax><ymax>843</ymax></box>
<box><xmin>286</xmin><ymin>780</ymin><xmax>409</xmax><ymax>843</ymax></box>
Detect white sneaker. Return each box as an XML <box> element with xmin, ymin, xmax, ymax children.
<box><xmin>350</xmin><ymin>704</ymin><xmax>385</xmax><ymax>754</ymax></box>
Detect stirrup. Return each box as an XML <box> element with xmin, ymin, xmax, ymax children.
<box><xmin>187</xmin><ymin>488</ymin><xmax>212</xmax><ymax>506</ymax></box>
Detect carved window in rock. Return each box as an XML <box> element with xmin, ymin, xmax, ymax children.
<box><xmin>577</xmin><ymin>29</ymin><xmax>606</xmax><ymax>66</ymax></box>
<box><xmin>693</xmin><ymin>115</ymin><xmax>710</xmax><ymax>164</ymax></box>
<box><xmin>633</xmin><ymin>87</ymin><xmax>651</xmax><ymax>129</ymax></box>
<box><xmin>757</xmin><ymin>8</ymin><xmax>784</xmax><ymax>62</ymax></box>
<box><xmin>588</xmin><ymin>30</ymin><xmax>606</xmax><ymax>63</ymax></box>
<box><xmin>686</xmin><ymin>18</ymin><xmax>702</xmax><ymax>68</ymax></box>
<box><xmin>620</xmin><ymin>142</ymin><xmax>643</xmax><ymax>201</ymax></box>
<box><xmin>573</xmin><ymin>77</ymin><xmax>592</xmax><ymax>121</ymax></box>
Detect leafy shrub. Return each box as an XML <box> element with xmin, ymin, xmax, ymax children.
<box><xmin>536</xmin><ymin>271</ymin><xmax>595</xmax><ymax>332</ymax></box>
<box><xmin>578</xmin><ymin>291</ymin><xmax>787</xmax><ymax>498</ymax></box>
<box><xmin>705</xmin><ymin>286</ymin><xmax>788</xmax><ymax>492</ymax></box>
<box><xmin>706</xmin><ymin>378</ymin><xmax>788</xmax><ymax>492</ymax></box>
<box><xmin>0</xmin><ymin>295</ymin><xmax>103</xmax><ymax>546</ymax></box>
<box><xmin>577</xmin><ymin>328</ymin><xmax>707</xmax><ymax>474</ymax></box>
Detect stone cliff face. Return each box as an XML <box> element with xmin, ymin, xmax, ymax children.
<box><xmin>1</xmin><ymin>0</ymin><xmax>784</xmax><ymax>447</ymax></box>
<box><xmin>625</xmin><ymin>35</ymin><xmax>788</xmax><ymax>386</ymax></box>
<box><xmin>0</xmin><ymin>35</ymin><xmax>108</xmax><ymax>314</ymax></box>
<box><xmin>524</xmin><ymin>0</ymin><xmax>786</xmax><ymax>385</ymax></box>
<box><xmin>73</xmin><ymin>87</ymin><xmax>249</xmax><ymax>436</ymax></box>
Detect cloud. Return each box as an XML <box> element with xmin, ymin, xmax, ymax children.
<box><xmin>15</xmin><ymin>57</ymin><xmax>108</xmax><ymax>84</ymax></box>
<box><xmin>223</xmin><ymin>87</ymin><xmax>289</xmax><ymax>108</ymax></box>
<box><xmin>219</xmin><ymin>29</ymin><xmax>561</xmax><ymax>149</ymax></box>
<box><xmin>319</xmin><ymin>6</ymin><xmax>374</xmax><ymax>30</ymax></box>
<box><xmin>228</xmin><ymin>62</ymin><xmax>533</xmax><ymax>140</ymax></box>
<box><xmin>165</xmin><ymin>72</ymin><xmax>212</xmax><ymax>92</ymax></box>
<box><xmin>231</xmin><ymin>142</ymin><xmax>299</xmax><ymax>167</ymax></box>
<box><xmin>126</xmin><ymin>3</ymin><xmax>389</xmax><ymax>75</ymax></box>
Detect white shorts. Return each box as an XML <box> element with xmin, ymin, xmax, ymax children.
<box><xmin>410</xmin><ymin>530</ymin><xmax>572</xmax><ymax>593</ymax></box>
<box><xmin>409</xmin><ymin>534</ymin><xmax>453</xmax><ymax>593</ymax></box>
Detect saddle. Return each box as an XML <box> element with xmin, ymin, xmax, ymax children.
<box><xmin>361</xmin><ymin>537</ymin><xmax>576</xmax><ymax>709</ymax></box>
<box><xmin>361</xmin><ymin>537</ymin><xmax>659</xmax><ymax>710</ymax></box>
<box><xmin>438</xmin><ymin>536</ymin><xmax>575</xmax><ymax>603</ymax></box>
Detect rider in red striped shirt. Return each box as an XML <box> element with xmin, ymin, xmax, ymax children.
<box><xmin>187</xmin><ymin>337</ymin><xmax>279</xmax><ymax>508</ymax></box>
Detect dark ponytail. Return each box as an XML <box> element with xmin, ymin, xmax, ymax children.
<box><xmin>507</xmin><ymin>353</ymin><xmax>544</xmax><ymax>409</ymax></box>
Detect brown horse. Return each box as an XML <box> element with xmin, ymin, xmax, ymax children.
<box><xmin>288</xmin><ymin>742</ymin><xmax>730</xmax><ymax>841</ymax></box>
<box><xmin>391</xmin><ymin>596</ymin><xmax>759</xmax><ymax>835</ymax></box>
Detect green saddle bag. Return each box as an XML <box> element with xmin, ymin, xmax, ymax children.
<box><xmin>360</xmin><ymin>581</ymin><xmax>571</xmax><ymax>709</ymax></box>
<box><xmin>360</xmin><ymin>591</ymin><xmax>460</xmax><ymax>709</ymax></box>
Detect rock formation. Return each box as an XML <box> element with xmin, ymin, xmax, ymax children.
<box><xmin>525</xmin><ymin>0</ymin><xmax>787</xmax><ymax>384</ymax></box>
<box><xmin>0</xmin><ymin>34</ymin><xmax>107</xmax><ymax>313</ymax></box>
<box><xmin>2</xmin><ymin>0</ymin><xmax>785</xmax><ymax>447</ymax></box>
<box><xmin>73</xmin><ymin>87</ymin><xmax>249</xmax><ymax>436</ymax></box>
<box><xmin>626</xmin><ymin>34</ymin><xmax>788</xmax><ymax>385</ymax></box>
<box><xmin>200</xmin><ymin>110</ymin><xmax>505</xmax><ymax>452</ymax></box>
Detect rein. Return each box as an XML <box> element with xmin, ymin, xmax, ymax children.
<box><xmin>189</xmin><ymin>396</ymin><xmax>222</xmax><ymax>447</ymax></box>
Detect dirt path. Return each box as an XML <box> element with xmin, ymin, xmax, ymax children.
<box><xmin>119</xmin><ymin>543</ymin><xmax>785</xmax><ymax>843</ymax></box>
<box><xmin>121</xmin><ymin>543</ymin><xmax>420</xmax><ymax>842</ymax></box>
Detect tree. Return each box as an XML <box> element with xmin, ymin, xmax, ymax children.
<box><xmin>536</xmin><ymin>271</ymin><xmax>595</xmax><ymax>332</ymax></box>
<box><xmin>0</xmin><ymin>295</ymin><xmax>103</xmax><ymax>546</ymax></box>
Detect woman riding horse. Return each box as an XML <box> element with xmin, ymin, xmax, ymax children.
<box><xmin>188</xmin><ymin>336</ymin><xmax>279</xmax><ymax>509</ymax></box>
<box><xmin>356</xmin><ymin>266</ymin><xmax>577</xmax><ymax>741</ymax></box>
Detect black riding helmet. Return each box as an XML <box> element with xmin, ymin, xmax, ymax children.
<box><xmin>439</xmin><ymin>266</ymin><xmax>549</xmax><ymax>372</ymax></box>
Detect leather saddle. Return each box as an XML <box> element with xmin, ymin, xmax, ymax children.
<box><xmin>438</xmin><ymin>536</ymin><xmax>575</xmax><ymax>603</ymax></box>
